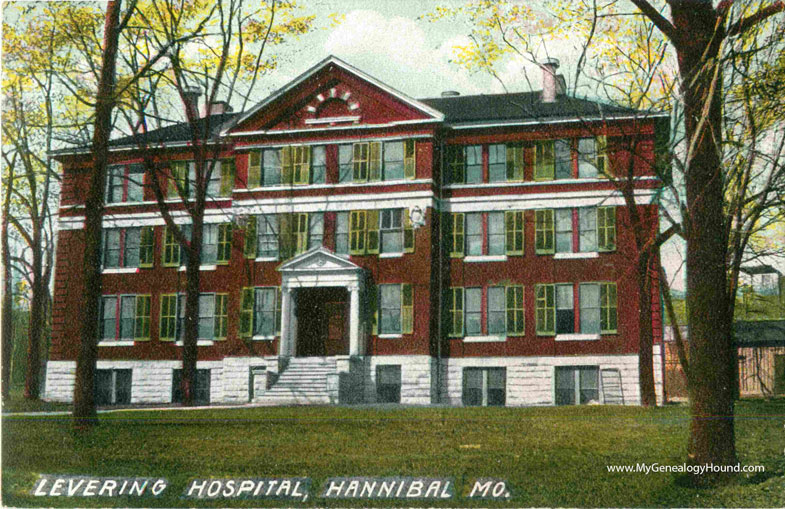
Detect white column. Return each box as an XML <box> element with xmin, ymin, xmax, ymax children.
<box><xmin>349</xmin><ymin>283</ymin><xmax>360</xmax><ymax>355</ymax></box>
<box><xmin>279</xmin><ymin>287</ymin><xmax>292</xmax><ymax>357</ymax></box>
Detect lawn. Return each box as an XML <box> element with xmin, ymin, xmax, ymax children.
<box><xmin>3</xmin><ymin>400</ymin><xmax>785</xmax><ymax>507</ymax></box>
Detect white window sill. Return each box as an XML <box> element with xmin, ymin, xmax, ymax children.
<box><xmin>102</xmin><ymin>267</ymin><xmax>138</xmax><ymax>274</ymax></box>
<box><xmin>555</xmin><ymin>333</ymin><xmax>600</xmax><ymax>341</ymax></box>
<box><xmin>378</xmin><ymin>333</ymin><xmax>402</xmax><ymax>339</ymax></box>
<box><xmin>98</xmin><ymin>341</ymin><xmax>135</xmax><ymax>347</ymax></box>
<box><xmin>199</xmin><ymin>264</ymin><xmax>217</xmax><ymax>271</ymax></box>
<box><xmin>463</xmin><ymin>335</ymin><xmax>506</xmax><ymax>343</ymax></box>
<box><xmin>251</xmin><ymin>335</ymin><xmax>276</xmax><ymax>341</ymax></box>
<box><xmin>174</xmin><ymin>340</ymin><xmax>215</xmax><ymax>346</ymax></box>
<box><xmin>255</xmin><ymin>256</ymin><xmax>279</xmax><ymax>262</ymax></box>
<box><xmin>464</xmin><ymin>255</ymin><xmax>507</xmax><ymax>263</ymax></box>
<box><xmin>239</xmin><ymin>179</ymin><xmax>432</xmax><ymax>192</ymax></box>
<box><xmin>106</xmin><ymin>200</ymin><xmax>155</xmax><ymax>207</ymax></box>
<box><xmin>554</xmin><ymin>252</ymin><xmax>599</xmax><ymax>260</ymax></box>
<box><xmin>379</xmin><ymin>252</ymin><xmax>404</xmax><ymax>258</ymax></box>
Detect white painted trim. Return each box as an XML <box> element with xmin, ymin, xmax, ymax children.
<box><xmin>379</xmin><ymin>252</ymin><xmax>404</xmax><ymax>258</ymax></box>
<box><xmin>98</xmin><ymin>341</ymin><xmax>135</xmax><ymax>347</ymax></box>
<box><xmin>449</xmin><ymin>112</ymin><xmax>670</xmax><ymax>130</ymax></box>
<box><xmin>304</xmin><ymin>116</ymin><xmax>361</xmax><ymax>124</ymax></box>
<box><xmin>252</xmin><ymin>335</ymin><xmax>276</xmax><ymax>341</ymax></box>
<box><xmin>102</xmin><ymin>267</ymin><xmax>138</xmax><ymax>274</ymax></box>
<box><xmin>255</xmin><ymin>256</ymin><xmax>279</xmax><ymax>262</ymax></box>
<box><xmin>199</xmin><ymin>264</ymin><xmax>218</xmax><ymax>271</ymax></box>
<box><xmin>444</xmin><ymin>176</ymin><xmax>659</xmax><ymax>189</ymax></box>
<box><xmin>378</xmin><ymin>334</ymin><xmax>403</xmax><ymax>339</ymax></box>
<box><xmin>228</xmin><ymin>118</ymin><xmax>440</xmax><ymax>136</ymax></box>
<box><xmin>553</xmin><ymin>252</ymin><xmax>599</xmax><ymax>260</ymax></box>
<box><xmin>443</xmin><ymin>188</ymin><xmax>656</xmax><ymax>213</ymax></box>
<box><xmin>223</xmin><ymin>56</ymin><xmax>444</xmax><ymax>134</ymax></box>
<box><xmin>174</xmin><ymin>340</ymin><xmax>215</xmax><ymax>346</ymax></box>
<box><xmin>464</xmin><ymin>255</ymin><xmax>507</xmax><ymax>263</ymax></box>
<box><xmin>236</xmin><ymin>134</ymin><xmax>433</xmax><ymax>150</ymax></box>
<box><xmin>233</xmin><ymin>191</ymin><xmax>434</xmax><ymax>215</ymax></box>
<box><xmin>463</xmin><ymin>336</ymin><xmax>506</xmax><ymax>343</ymax></box>
<box><xmin>105</xmin><ymin>200</ymin><xmax>156</xmax><ymax>207</ymax></box>
<box><xmin>236</xmin><ymin>178</ymin><xmax>432</xmax><ymax>192</ymax></box>
<box><xmin>554</xmin><ymin>334</ymin><xmax>600</xmax><ymax>341</ymax></box>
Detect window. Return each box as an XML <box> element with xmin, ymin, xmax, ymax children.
<box><xmin>159</xmin><ymin>294</ymin><xmax>178</xmax><ymax>341</ymax></box>
<box><xmin>555</xmin><ymin>209</ymin><xmax>573</xmax><ymax>253</ymax></box>
<box><xmin>380</xmin><ymin>209</ymin><xmax>403</xmax><ymax>253</ymax></box>
<box><xmin>240</xmin><ymin>287</ymin><xmax>281</xmax><ymax>338</ymax></box>
<box><xmin>597</xmin><ymin>207</ymin><xmax>616</xmax><ymax>251</ymax></box>
<box><xmin>158</xmin><ymin>292</ymin><xmax>225</xmax><ymax>341</ymax></box>
<box><xmin>449</xmin><ymin>213</ymin><xmax>464</xmax><ymax>257</ymax></box>
<box><xmin>538</xmin><ymin>207</ymin><xmax>615</xmax><ymax>254</ymax></box>
<box><xmin>446</xmin><ymin>145</ymin><xmax>482</xmax><ymax>184</ymax></box>
<box><xmin>254</xmin><ymin>215</ymin><xmax>279</xmax><ymax>258</ymax></box>
<box><xmin>535</xmin><ymin>209</ymin><xmax>555</xmax><ymax>254</ymax></box>
<box><xmin>488</xmin><ymin>144</ymin><xmax>506</xmax><ymax>182</ymax></box>
<box><xmin>578</xmin><ymin>136</ymin><xmax>607</xmax><ymax>177</ymax></box>
<box><xmin>465</xmin><ymin>214</ymin><xmax>482</xmax><ymax>256</ymax></box>
<box><xmin>100</xmin><ymin>294</ymin><xmax>150</xmax><ymax>341</ymax></box>
<box><xmin>311</xmin><ymin>146</ymin><xmax>326</xmax><ymax>184</ymax></box>
<box><xmin>95</xmin><ymin>369</ymin><xmax>132</xmax><ymax>405</ymax></box>
<box><xmin>379</xmin><ymin>284</ymin><xmax>402</xmax><ymax>334</ymax></box>
<box><xmin>198</xmin><ymin>294</ymin><xmax>216</xmax><ymax>339</ymax></box>
<box><xmin>465</xmin><ymin>287</ymin><xmax>482</xmax><ymax>336</ymax></box>
<box><xmin>139</xmin><ymin>227</ymin><xmax>154</xmax><ymax>267</ymax></box>
<box><xmin>106</xmin><ymin>164</ymin><xmax>144</xmax><ymax>203</ymax></box>
<box><xmin>202</xmin><ymin>223</ymin><xmax>232</xmax><ymax>264</ymax></box>
<box><xmin>555</xmin><ymin>139</ymin><xmax>572</xmax><ymax>179</ymax></box>
<box><xmin>353</xmin><ymin>142</ymin><xmax>370</xmax><ymax>181</ymax></box>
<box><xmin>335</xmin><ymin>212</ymin><xmax>349</xmax><ymax>254</ymax></box>
<box><xmin>536</xmin><ymin>282</ymin><xmax>617</xmax><ymax>336</ymax></box>
<box><xmin>487</xmin><ymin>286</ymin><xmax>506</xmax><ymax>335</ymax></box>
<box><xmin>534</xmin><ymin>141</ymin><xmax>555</xmax><ymax>180</ymax></box>
<box><xmin>339</xmin><ymin>145</ymin><xmax>353</xmax><ymax>183</ymax></box>
<box><xmin>555</xmin><ymin>366</ymin><xmax>599</xmax><ymax>405</ymax></box>
<box><xmin>376</xmin><ymin>365</ymin><xmax>401</xmax><ymax>403</ymax></box>
<box><xmin>348</xmin><ymin>209</ymin><xmax>412</xmax><ymax>256</ymax></box>
<box><xmin>506</xmin><ymin>285</ymin><xmax>525</xmax><ymax>335</ymax></box>
<box><xmin>168</xmin><ymin>160</ymin><xmax>232</xmax><ymax>199</ymax></box>
<box><xmin>214</xmin><ymin>294</ymin><xmax>228</xmax><ymax>340</ymax></box>
<box><xmin>447</xmin><ymin>287</ymin><xmax>464</xmax><ymax>337</ymax></box>
<box><xmin>463</xmin><ymin>367</ymin><xmax>506</xmax><ymax>406</ymax></box>
<box><xmin>161</xmin><ymin>225</ymin><xmax>191</xmax><ymax>267</ymax></box>
<box><xmin>578</xmin><ymin>208</ymin><xmax>597</xmax><ymax>252</ymax></box>
<box><xmin>383</xmin><ymin>141</ymin><xmax>404</xmax><ymax>181</ymax></box>
<box><xmin>505</xmin><ymin>211</ymin><xmax>524</xmax><ymax>255</ymax></box>
<box><xmin>172</xmin><ymin>369</ymin><xmax>211</xmax><ymax>405</ymax></box>
<box><xmin>102</xmin><ymin>227</ymin><xmax>143</xmax><ymax>269</ymax></box>
<box><xmin>253</xmin><ymin>148</ymin><xmax>281</xmax><ymax>187</ymax></box>
<box><xmin>488</xmin><ymin>213</ymin><xmax>505</xmax><ymax>255</ymax></box>
<box><xmin>451</xmin><ymin>211</ymin><xmax>523</xmax><ymax>258</ymax></box>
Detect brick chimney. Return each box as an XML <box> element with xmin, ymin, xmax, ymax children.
<box><xmin>201</xmin><ymin>100</ymin><xmax>233</xmax><ymax>117</ymax></box>
<box><xmin>182</xmin><ymin>86</ymin><xmax>202</xmax><ymax>119</ymax></box>
<box><xmin>540</xmin><ymin>58</ymin><xmax>563</xmax><ymax>103</ymax></box>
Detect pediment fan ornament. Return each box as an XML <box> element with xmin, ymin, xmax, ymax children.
<box><xmin>304</xmin><ymin>85</ymin><xmax>361</xmax><ymax>126</ymax></box>
<box><xmin>278</xmin><ymin>246</ymin><xmax>361</xmax><ymax>272</ymax></box>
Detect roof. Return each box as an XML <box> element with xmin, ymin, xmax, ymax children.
<box><xmin>740</xmin><ymin>264</ymin><xmax>782</xmax><ymax>276</ymax></box>
<box><xmin>734</xmin><ymin>320</ymin><xmax>785</xmax><ymax>347</ymax></box>
<box><xmin>419</xmin><ymin>91</ymin><xmax>654</xmax><ymax>125</ymax></box>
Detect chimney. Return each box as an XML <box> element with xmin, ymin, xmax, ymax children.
<box><xmin>201</xmin><ymin>100</ymin><xmax>234</xmax><ymax>118</ymax></box>
<box><xmin>441</xmin><ymin>90</ymin><xmax>460</xmax><ymax>97</ymax></box>
<box><xmin>182</xmin><ymin>86</ymin><xmax>202</xmax><ymax>119</ymax></box>
<box><xmin>540</xmin><ymin>58</ymin><xmax>563</xmax><ymax>103</ymax></box>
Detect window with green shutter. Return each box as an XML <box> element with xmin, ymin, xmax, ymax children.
<box><xmin>278</xmin><ymin>214</ymin><xmax>295</xmax><ymax>260</ymax></box>
<box><xmin>248</xmin><ymin>151</ymin><xmax>262</xmax><ymax>188</ymax></box>
<box><xmin>293</xmin><ymin>213</ymin><xmax>309</xmax><ymax>255</ymax></box>
<box><xmin>244</xmin><ymin>217</ymin><xmax>257</xmax><ymax>259</ymax></box>
<box><xmin>292</xmin><ymin>146</ymin><xmax>310</xmax><ymax>185</ymax></box>
<box><xmin>169</xmin><ymin>161</ymin><xmax>188</xmax><ymax>198</ymax></box>
<box><xmin>404</xmin><ymin>140</ymin><xmax>416</xmax><ymax>179</ymax></box>
<box><xmin>159</xmin><ymin>294</ymin><xmax>178</xmax><ymax>341</ymax></box>
<box><xmin>506</xmin><ymin>285</ymin><xmax>525</xmax><ymax>335</ymax></box>
<box><xmin>448</xmin><ymin>287</ymin><xmax>464</xmax><ymax>337</ymax></box>
<box><xmin>600</xmin><ymin>282</ymin><xmax>618</xmax><ymax>333</ymax></box>
<box><xmin>217</xmin><ymin>224</ymin><xmax>232</xmax><ymax>263</ymax></box>
<box><xmin>506</xmin><ymin>145</ymin><xmax>524</xmax><ymax>181</ymax></box>
<box><xmin>446</xmin><ymin>145</ymin><xmax>465</xmax><ymax>184</ymax></box>
<box><xmin>162</xmin><ymin>227</ymin><xmax>180</xmax><ymax>266</ymax></box>
<box><xmin>366</xmin><ymin>210</ymin><xmax>380</xmax><ymax>254</ymax></box>
<box><xmin>533</xmin><ymin>141</ymin><xmax>555</xmax><ymax>180</ymax></box>
<box><xmin>597</xmin><ymin>206</ymin><xmax>616</xmax><ymax>251</ymax></box>
<box><xmin>353</xmin><ymin>143</ymin><xmax>369</xmax><ymax>182</ymax></box>
<box><xmin>535</xmin><ymin>284</ymin><xmax>555</xmax><ymax>335</ymax></box>
<box><xmin>505</xmin><ymin>211</ymin><xmax>524</xmax><ymax>255</ymax></box>
<box><xmin>281</xmin><ymin>146</ymin><xmax>294</xmax><ymax>185</ymax></box>
<box><xmin>402</xmin><ymin>284</ymin><xmax>413</xmax><ymax>334</ymax></box>
<box><xmin>450</xmin><ymin>213</ymin><xmax>465</xmax><ymax>258</ymax></box>
<box><xmin>535</xmin><ymin>209</ymin><xmax>555</xmax><ymax>254</ymax></box>
<box><xmin>134</xmin><ymin>295</ymin><xmax>151</xmax><ymax>340</ymax></box>
<box><xmin>349</xmin><ymin>211</ymin><xmax>366</xmax><ymax>254</ymax></box>
<box><xmin>218</xmin><ymin>159</ymin><xmax>235</xmax><ymax>197</ymax></box>
<box><xmin>368</xmin><ymin>142</ymin><xmax>382</xmax><ymax>181</ymax></box>
<box><xmin>214</xmin><ymin>293</ymin><xmax>228</xmax><ymax>340</ymax></box>
<box><xmin>139</xmin><ymin>226</ymin><xmax>154</xmax><ymax>267</ymax></box>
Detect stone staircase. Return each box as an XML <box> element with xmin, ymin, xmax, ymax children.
<box><xmin>257</xmin><ymin>357</ymin><xmax>337</xmax><ymax>405</ymax></box>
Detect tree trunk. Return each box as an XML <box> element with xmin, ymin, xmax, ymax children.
<box><xmin>1</xmin><ymin>172</ymin><xmax>13</xmax><ymax>401</ymax></box>
<box><xmin>24</xmin><ymin>226</ymin><xmax>44</xmax><ymax>400</ymax></box>
<box><xmin>73</xmin><ymin>0</ymin><xmax>122</xmax><ymax>430</ymax></box>
<box><xmin>672</xmin><ymin>1</ymin><xmax>738</xmax><ymax>472</ymax></box>
<box><xmin>181</xmin><ymin>215</ymin><xmax>203</xmax><ymax>406</ymax></box>
<box><xmin>637</xmin><ymin>252</ymin><xmax>657</xmax><ymax>406</ymax></box>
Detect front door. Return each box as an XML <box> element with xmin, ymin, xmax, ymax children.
<box><xmin>296</xmin><ymin>288</ymin><xmax>348</xmax><ymax>356</ymax></box>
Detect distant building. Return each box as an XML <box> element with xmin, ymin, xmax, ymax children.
<box><xmin>740</xmin><ymin>265</ymin><xmax>783</xmax><ymax>297</ymax></box>
<box><xmin>46</xmin><ymin>56</ymin><xmax>667</xmax><ymax>407</ymax></box>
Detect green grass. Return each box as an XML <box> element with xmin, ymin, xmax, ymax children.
<box><xmin>2</xmin><ymin>391</ymin><xmax>72</xmax><ymax>413</ymax></box>
<box><xmin>3</xmin><ymin>401</ymin><xmax>785</xmax><ymax>507</ymax></box>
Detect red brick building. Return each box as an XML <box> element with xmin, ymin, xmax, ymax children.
<box><xmin>46</xmin><ymin>56</ymin><xmax>666</xmax><ymax>406</ymax></box>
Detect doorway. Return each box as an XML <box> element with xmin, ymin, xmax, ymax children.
<box><xmin>295</xmin><ymin>287</ymin><xmax>349</xmax><ymax>356</ymax></box>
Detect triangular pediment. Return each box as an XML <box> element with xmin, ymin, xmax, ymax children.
<box><xmin>278</xmin><ymin>246</ymin><xmax>361</xmax><ymax>273</ymax></box>
<box><xmin>224</xmin><ymin>56</ymin><xmax>443</xmax><ymax>135</ymax></box>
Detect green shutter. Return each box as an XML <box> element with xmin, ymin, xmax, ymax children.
<box><xmin>217</xmin><ymin>223</ymin><xmax>232</xmax><ymax>263</ymax></box>
<box><xmin>535</xmin><ymin>284</ymin><xmax>555</xmax><ymax>335</ymax></box>
<box><xmin>534</xmin><ymin>141</ymin><xmax>555</xmax><ymax>180</ymax></box>
<box><xmin>279</xmin><ymin>214</ymin><xmax>294</xmax><ymax>260</ymax></box>
<box><xmin>293</xmin><ymin>146</ymin><xmax>310</xmax><ymax>185</ymax></box>
<box><xmin>450</xmin><ymin>213</ymin><xmax>464</xmax><ymax>258</ymax></box>
<box><xmin>244</xmin><ymin>217</ymin><xmax>257</xmax><ymax>259</ymax></box>
<box><xmin>294</xmin><ymin>213</ymin><xmax>309</xmax><ymax>254</ymax></box>
<box><xmin>275</xmin><ymin>288</ymin><xmax>282</xmax><ymax>335</ymax></box>
<box><xmin>159</xmin><ymin>294</ymin><xmax>177</xmax><ymax>341</ymax></box>
<box><xmin>349</xmin><ymin>211</ymin><xmax>366</xmax><ymax>254</ymax></box>
<box><xmin>281</xmin><ymin>146</ymin><xmax>293</xmax><ymax>185</ymax></box>
<box><xmin>240</xmin><ymin>287</ymin><xmax>254</xmax><ymax>337</ymax></box>
<box><xmin>535</xmin><ymin>209</ymin><xmax>555</xmax><ymax>254</ymax></box>
<box><xmin>404</xmin><ymin>140</ymin><xmax>416</xmax><ymax>179</ymax></box>
<box><xmin>369</xmin><ymin>142</ymin><xmax>382</xmax><ymax>181</ymax></box>
<box><xmin>600</xmin><ymin>282</ymin><xmax>618</xmax><ymax>333</ymax></box>
<box><xmin>596</xmin><ymin>135</ymin><xmax>607</xmax><ymax>176</ymax></box>
<box><xmin>449</xmin><ymin>287</ymin><xmax>464</xmax><ymax>337</ymax></box>
<box><xmin>506</xmin><ymin>145</ymin><xmax>524</xmax><ymax>181</ymax></box>
<box><xmin>134</xmin><ymin>295</ymin><xmax>151</xmax><ymax>340</ymax></box>
<box><xmin>219</xmin><ymin>159</ymin><xmax>235</xmax><ymax>197</ymax></box>
<box><xmin>370</xmin><ymin>285</ymin><xmax>378</xmax><ymax>335</ymax></box>
<box><xmin>403</xmin><ymin>208</ymin><xmax>415</xmax><ymax>253</ymax></box>
<box><xmin>598</xmin><ymin>206</ymin><xmax>616</xmax><ymax>252</ymax></box>
<box><xmin>402</xmin><ymin>283</ymin><xmax>413</xmax><ymax>334</ymax></box>
<box><xmin>169</xmin><ymin>161</ymin><xmax>187</xmax><ymax>197</ymax></box>
<box><xmin>505</xmin><ymin>211</ymin><xmax>524</xmax><ymax>255</ymax></box>
<box><xmin>366</xmin><ymin>209</ymin><xmax>380</xmax><ymax>254</ymax></box>
<box><xmin>214</xmin><ymin>293</ymin><xmax>228</xmax><ymax>340</ymax></box>
<box><xmin>139</xmin><ymin>226</ymin><xmax>154</xmax><ymax>268</ymax></box>
<box><xmin>248</xmin><ymin>151</ymin><xmax>262</xmax><ymax>188</ymax></box>
<box><xmin>353</xmin><ymin>143</ymin><xmax>368</xmax><ymax>182</ymax></box>
<box><xmin>506</xmin><ymin>285</ymin><xmax>524</xmax><ymax>336</ymax></box>
<box><xmin>162</xmin><ymin>227</ymin><xmax>181</xmax><ymax>267</ymax></box>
